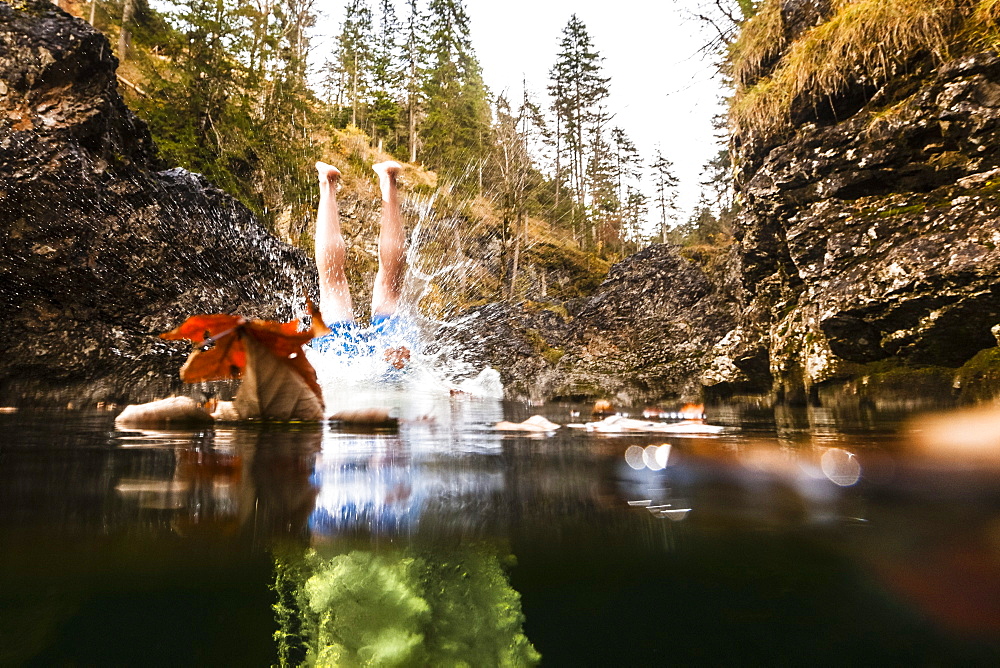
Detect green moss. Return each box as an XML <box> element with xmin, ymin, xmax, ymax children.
<box><xmin>955</xmin><ymin>346</ymin><xmax>1000</xmax><ymax>402</ymax></box>
<box><xmin>541</xmin><ymin>346</ymin><xmax>565</xmax><ymax>365</ymax></box>
<box><xmin>524</xmin><ymin>328</ymin><xmax>564</xmax><ymax>366</ymax></box>
<box><xmin>854</xmin><ymin>358</ymin><xmax>902</xmax><ymax>376</ymax></box>
<box><xmin>523</xmin><ymin>300</ymin><xmax>570</xmax><ymax>319</ymax></box>
<box><xmin>277</xmin><ymin>545</ymin><xmax>540</xmax><ymax>667</ymax></box>
<box><xmin>876</xmin><ymin>203</ymin><xmax>926</xmax><ymax>217</ymax></box>
<box><xmin>854</xmin><ymin>360</ymin><xmax>954</xmax><ymax>395</ymax></box>
<box><xmin>525</xmin><ymin>243</ymin><xmax>610</xmax><ymax>299</ymax></box>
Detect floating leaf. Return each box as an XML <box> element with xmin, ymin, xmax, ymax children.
<box><xmin>161</xmin><ymin>313</ymin><xmax>325</xmax><ymax>419</ymax></box>
<box><xmin>234</xmin><ymin>335</ymin><xmax>324</xmax><ymax>420</ymax></box>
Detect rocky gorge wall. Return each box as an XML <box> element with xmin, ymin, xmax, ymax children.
<box><xmin>710</xmin><ymin>0</ymin><xmax>1000</xmax><ymax>406</ymax></box>
<box><xmin>5</xmin><ymin>0</ymin><xmax>1000</xmax><ymax>409</ymax></box>
<box><xmin>0</xmin><ymin>1</ymin><xmax>317</xmax><ymax>403</ymax></box>
<box><xmin>463</xmin><ymin>1</ymin><xmax>1000</xmax><ymax>408</ymax></box>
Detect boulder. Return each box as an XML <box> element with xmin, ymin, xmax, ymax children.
<box><xmin>0</xmin><ymin>1</ymin><xmax>317</xmax><ymax>404</ymax></box>
<box><xmin>446</xmin><ymin>245</ymin><xmax>736</xmax><ymax>404</ymax></box>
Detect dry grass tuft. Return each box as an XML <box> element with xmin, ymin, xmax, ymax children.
<box><xmin>970</xmin><ymin>0</ymin><xmax>1000</xmax><ymax>46</ymax></box>
<box><xmin>731</xmin><ymin>0</ymin><xmax>963</xmax><ymax>141</ymax></box>
<box><xmin>973</xmin><ymin>0</ymin><xmax>1000</xmax><ymax>28</ymax></box>
<box><xmin>729</xmin><ymin>0</ymin><xmax>787</xmax><ymax>88</ymax></box>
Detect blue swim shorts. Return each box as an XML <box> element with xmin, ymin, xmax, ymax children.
<box><xmin>310</xmin><ymin>314</ymin><xmax>412</xmax><ymax>357</ymax></box>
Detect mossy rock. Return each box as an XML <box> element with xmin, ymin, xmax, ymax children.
<box><xmin>822</xmin><ymin>361</ymin><xmax>957</xmax><ymax>407</ymax></box>
<box><xmin>955</xmin><ymin>346</ymin><xmax>1000</xmax><ymax>403</ymax></box>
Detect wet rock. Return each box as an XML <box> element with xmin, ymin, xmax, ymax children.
<box><xmin>727</xmin><ymin>48</ymin><xmax>1000</xmax><ymax>401</ymax></box>
<box><xmin>435</xmin><ymin>301</ymin><xmax>572</xmax><ymax>403</ymax></box>
<box><xmin>452</xmin><ymin>245</ymin><xmax>737</xmax><ymax>404</ymax></box>
<box><xmin>550</xmin><ymin>245</ymin><xmax>736</xmax><ymax>404</ymax></box>
<box><xmin>0</xmin><ymin>2</ymin><xmax>316</xmax><ymax>404</ymax></box>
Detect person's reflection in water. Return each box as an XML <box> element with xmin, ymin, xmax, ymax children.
<box><xmin>269</xmin><ymin>426</ymin><xmax>538</xmax><ymax>665</ymax></box>
<box><xmin>308</xmin><ymin>432</ymin><xmax>419</xmax><ymax>537</ymax></box>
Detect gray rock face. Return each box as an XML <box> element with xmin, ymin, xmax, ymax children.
<box><xmin>452</xmin><ymin>245</ymin><xmax>737</xmax><ymax>404</ymax></box>
<box><xmin>0</xmin><ymin>2</ymin><xmax>316</xmax><ymax>403</ymax></box>
<box><xmin>727</xmin><ymin>48</ymin><xmax>1000</xmax><ymax>400</ymax></box>
<box><xmin>551</xmin><ymin>245</ymin><xmax>736</xmax><ymax>403</ymax></box>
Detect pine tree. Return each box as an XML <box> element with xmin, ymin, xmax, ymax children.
<box><xmin>337</xmin><ymin>0</ymin><xmax>374</xmax><ymax>127</ymax></box>
<box><xmin>369</xmin><ymin>0</ymin><xmax>402</xmax><ymax>149</ymax></box>
<box><xmin>610</xmin><ymin>127</ymin><xmax>641</xmax><ymax>207</ymax></box>
<box><xmin>651</xmin><ymin>147</ymin><xmax>679</xmax><ymax>243</ymax></box>
<box><xmin>155</xmin><ymin>0</ymin><xmax>243</xmax><ymax>167</ymax></box>
<box><xmin>547</xmin><ymin>14</ymin><xmax>610</xmax><ymax>244</ymax></box>
<box><xmin>586</xmin><ymin>108</ymin><xmax>620</xmax><ymax>250</ymax></box>
<box><xmin>421</xmin><ymin>0</ymin><xmax>491</xmax><ymax>181</ymax></box>
<box><xmin>622</xmin><ymin>185</ymin><xmax>649</xmax><ymax>251</ymax></box>
<box><xmin>489</xmin><ymin>86</ymin><xmax>546</xmax><ymax>298</ymax></box>
<box><xmin>119</xmin><ymin>0</ymin><xmax>136</xmax><ymax>61</ymax></box>
<box><xmin>402</xmin><ymin>0</ymin><xmax>424</xmax><ymax>162</ymax></box>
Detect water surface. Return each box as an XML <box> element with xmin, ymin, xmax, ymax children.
<box><xmin>2</xmin><ymin>399</ymin><xmax>1000</xmax><ymax>665</ymax></box>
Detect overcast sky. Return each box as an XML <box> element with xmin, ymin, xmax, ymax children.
<box><xmin>314</xmin><ymin>0</ymin><xmax>727</xmax><ymax>225</ymax></box>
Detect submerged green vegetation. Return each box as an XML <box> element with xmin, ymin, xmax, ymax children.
<box><xmin>272</xmin><ymin>545</ymin><xmax>540</xmax><ymax>667</ymax></box>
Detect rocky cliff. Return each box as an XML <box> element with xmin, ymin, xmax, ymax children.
<box><xmin>451</xmin><ymin>244</ymin><xmax>737</xmax><ymax>404</ymax></box>
<box><xmin>466</xmin><ymin>1</ymin><xmax>1000</xmax><ymax>407</ymax></box>
<box><xmin>0</xmin><ymin>1</ymin><xmax>316</xmax><ymax>403</ymax></box>
<box><xmin>710</xmin><ymin>0</ymin><xmax>1000</xmax><ymax>405</ymax></box>
<box><xmin>7</xmin><ymin>0</ymin><xmax>1000</xmax><ymax>409</ymax></box>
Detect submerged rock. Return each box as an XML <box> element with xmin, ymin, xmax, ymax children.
<box><xmin>0</xmin><ymin>1</ymin><xmax>316</xmax><ymax>403</ymax></box>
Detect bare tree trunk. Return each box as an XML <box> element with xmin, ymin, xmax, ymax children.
<box><xmin>408</xmin><ymin>57</ymin><xmax>418</xmax><ymax>163</ymax></box>
<box><xmin>88</xmin><ymin>0</ymin><xmax>97</xmax><ymax>25</ymax></box>
<box><xmin>118</xmin><ymin>0</ymin><xmax>135</xmax><ymax>63</ymax></box>
<box><xmin>508</xmin><ymin>241</ymin><xmax>520</xmax><ymax>300</ymax></box>
<box><xmin>510</xmin><ymin>210</ymin><xmax>528</xmax><ymax>299</ymax></box>
<box><xmin>351</xmin><ymin>54</ymin><xmax>358</xmax><ymax>127</ymax></box>
<box><xmin>409</xmin><ymin>103</ymin><xmax>417</xmax><ymax>162</ymax></box>
<box><xmin>554</xmin><ymin>98</ymin><xmax>561</xmax><ymax>212</ymax></box>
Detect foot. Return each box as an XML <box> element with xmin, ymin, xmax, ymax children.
<box><xmin>316</xmin><ymin>161</ymin><xmax>341</xmax><ymax>185</ymax></box>
<box><xmin>372</xmin><ymin>161</ymin><xmax>402</xmax><ymax>201</ymax></box>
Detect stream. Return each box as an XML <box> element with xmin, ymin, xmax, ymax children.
<box><xmin>2</xmin><ymin>399</ymin><xmax>999</xmax><ymax>665</ymax></box>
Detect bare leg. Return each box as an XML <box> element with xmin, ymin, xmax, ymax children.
<box><xmin>371</xmin><ymin>161</ymin><xmax>406</xmax><ymax>317</ymax></box>
<box><xmin>314</xmin><ymin>162</ymin><xmax>355</xmax><ymax>323</ymax></box>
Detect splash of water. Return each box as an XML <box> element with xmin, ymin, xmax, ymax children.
<box><xmin>301</xmin><ymin>186</ymin><xmax>506</xmax><ymax>416</ymax></box>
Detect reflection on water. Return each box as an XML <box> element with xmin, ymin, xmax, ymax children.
<box><xmin>2</xmin><ymin>398</ymin><xmax>1000</xmax><ymax>664</ymax></box>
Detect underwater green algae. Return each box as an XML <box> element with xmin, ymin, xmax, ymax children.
<box><xmin>273</xmin><ymin>545</ymin><xmax>540</xmax><ymax>667</ymax></box>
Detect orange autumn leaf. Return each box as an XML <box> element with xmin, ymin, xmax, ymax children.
<box><xmin>160</xmin><ymin>314</ymin><xmax>246</xmax><ymax>343</ymax></box>
<box><xmin>160</xmin><ymin>313</ymin><xmax>324</xmax><ymax>408</ymax></box>
<box><xmin>244</xmin><ymin>319</ymin><xmax>314</xmax><ymax>358</ymax></box>
<box><xmin>305</xmin><ymin>294</ymin><xmax>331</xmax><ymax>338</ymax></box>
<box><xmin>160</xmin><ymin>314</ymin><xmax>247</xmax><ymax>383</ymax></box>
<box><xmin>179</xmin><ymin>331</ymin><xmax>246</xmax><ymax>383</ymax></box>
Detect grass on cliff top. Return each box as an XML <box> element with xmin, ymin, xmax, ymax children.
<box><xmin>730</xmin><ymin>0</ymin><xmax>962</xmax><ymax>141</ymax></box>
<box><xmin>728</xmin><ymin>0</ymin><xmax>786</xmax><ymax>89</ymax></box>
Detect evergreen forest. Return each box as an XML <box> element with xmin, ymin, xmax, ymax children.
<box><xmin>62</xmin><ymin>0</ymin><xmax>734</xmax><ymax>306</ymax></box>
